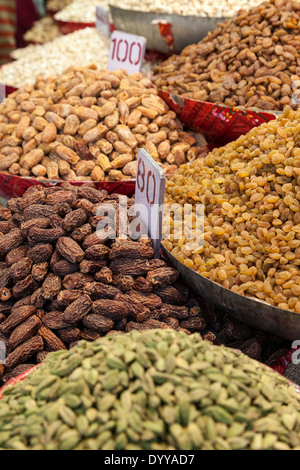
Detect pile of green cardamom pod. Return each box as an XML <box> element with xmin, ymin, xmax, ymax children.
<box><xmin>0</xmin><ymin>329</ymin><xmax>300</xmax><ymax>450</ymax></box>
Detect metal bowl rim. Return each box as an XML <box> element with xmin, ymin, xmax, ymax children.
<box><xmin>109</xmin><ymin>4</ymin><xmax>230</xmax><ymax>21</ymax></box>
<box><xmin>161</xmin><ymin>244</ymin><xmax>300</xmax><ymax>321</ymax></box>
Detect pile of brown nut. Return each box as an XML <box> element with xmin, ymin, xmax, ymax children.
<box><xmin>0</xmin><ymin>184</ymin><xmax>210</xmax><ymax>379</ymax></box>
<box><xmin>153</xmin><ymin>0</ymin><xmax>300</xmax><ymax>111</ymax></box>
<box><xmin>0</xmin><ymin>65</ymin><xmax>206</xmax><ymax>181</ymax></box>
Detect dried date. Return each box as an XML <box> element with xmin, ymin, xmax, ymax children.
<box><xmin>45</xmin><ymin>190</ymin><xmax>76</xmax><ymax>207</ymax></box>
<box><xmin>9</xmin><ymin>315</ymin><xmax>42</xmax><ymax>348</ymax></box>
<box><xmin>28</xmin><ymin>244</ymin><xmax>53</xmax><ymax>263</ymax></box>
<box><xmin>56</xmin><ymin>289</ymin><xmax>84</xmax><ymax>308</ymax></box>
<box><xmin>38</xmin><ymin>326</ymin><xmax>67</xmax><ymax>352</ymax></box>
<box><xmin>111</xmin><ymin>274</ymin><xmax>135</xmax><ymax>291</ymax></box>
<box><xmin>85</xmin><ymin>244</ymin><xmax>110</xmax><ymax>260</ymax></box>
<box><xmin>110</xmin><ymin>240</ymin><xmax>154</xmax><ymax>260</ymax></box>
<box><xmin>0</xmin><ymin>230</ymin><xmax>24</xmax><ymax>257</ymax></box>
<box><xmin>114</xmin><ymin>293</ymin><xmax>150</xmax><ymax>322</ymax></box>
<box><xmin>21</xmin><ymin>218</ymin><xmax>50</xmax><ymax>234</ymax></box>
<box><xmin>93</xmin><ymin>299</ymin><xmax>128</xmax><ymax>321</ymax></box>
<box><xmin>10</xmin><ymin>257</ymin><xmax>32</xmax><ymax>283</ymax></box>
<box><xmin>80</xmin><ymin>259</ymin><xmax>107</xmax><ymax>274</ymax></box>
<box><xmin>49</xmin><ymin>214</ymin><xmax>64</xmax><ymax>229</ymax></box>
<box><xmin>28</xmin><ymin>227</ymin><xmax>66</xmax><ymax>246</ymax></box>
<box><xmin>52</xmin><ymin>259</ymin><xmax>78</xmax><ymax>277</ymax></box>
<box><xmin>42</xmin><ymin>311</ymin><xmax>69</xmax><ymax>330</ymax></box>
<box><xmin>94</xmin><ymin>266</ymin><xmax>113</xmax><ymax>284</ymax></box>
<box><xmin>0</xmin><ymin>305</ymin><xmax>36</xmax><ymax>334</ymax></box>
<box><xmin>0</xmin><ymin>287</ymin><xmax>11</xmax><ymax>302</ymax></box>
<box><xmin>147</xmin><ymin>267</ymin><xmax>179</xmax><ymax>286</ymax></box>
<box><xmin>56</xmin><ymin>237</ymin><xmax>84</xmax><ymax>264</ymax></box>
<box><xmin>71</xmin><ymin>223</ymin><xmax>92</xmax><ymax>243</ymax></box>
<box><xmin>82</xmin><ymin>314</ymin><xmax>113</xmax><ymax>333</ymax></box>
<box><xmin>134</xmin><ymin>276</ymin><xmax>153</xmax><ymax>293</ymax></box>
<box><xmin>63</xmin><ymin>209</ymin><xmax>87</xmax><ymax>232</ymax></box>
<box><xmin>84</xmin><ymin>282</ymin><xmax>120</xmax><ymax>300</ymax></box>
<box><xmin>41</xmin><ymin>274</ymin><xmax>62</xmax><ymax>300</ymax></box>
<box><xmin>57</xmin><ymin>327</ymin><xmax>81</xmax><ymax>344</ymax></box>
<box><xmin>154</xmin><ymin>285</ymin><xmax>188</xmax><ymax>305</ymax></box>
<box><xmin>63</xmin><ymin>294</ymin><xmax>93</xmax><ymax>324</ymax></box>
<box><xmin>5</xmin><ymin>335</ymin><xmax>44</xmax><ymax>369</ymax></box>
<box><xmin>23</xmin><ymin>204</ymin><xmax>55</xmax><ymax>220</ymax></box>
<box><xmin>63</xmin><ymin>273</ymin><xmax>92</xmax><ymax>290</ymax></box>
<box><xmin>31</xmin><ymin>263</ymin><xmax>49</xmax><ymax>282</ymax></box>
<box><xmin>180</xmin><ymin>317</ymin><xmax>206</xmax><ymax>332</ymax></box>
<box><xmin>12</xmin><ymin>275</ymin><xmax>37</xmax><ymax>298</ymax></box>
<box><xmin>0</xmin><ymin>221</ymin><xmax>18</xmax><ymax>234</ymax></box>
<box><xmin>129</xmin><ymin>290</ymin><xmax>162</xmax><ymax>310</ymax></box>
<box><xmin>5</xmin><ymin>246</ymin><xmax>28</xmax><ymax>266</ymax></box>
<box><xmin>0</xmin><ymin>268</ymin><xmax>11</xmax><ymax>288</ymax></box>
<box><xmin>110</xmin><ymin>258</ymin><xmax>151</xmax><ymax>276</ymax></box>
<box><xmin>80</xmin><ymin>328</ymin><xmax>100</xmax><ymax>342</ymax></box>
<box><xmin>155</xmin><ymin>304</ymin><xmax>189</xmax><ymax>320</ymax></box>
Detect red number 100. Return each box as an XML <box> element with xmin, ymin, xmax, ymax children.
<box><xmin>111</xmin><ymin>38</ymin><xmax>142</xmax><ymax>65</ymax></box>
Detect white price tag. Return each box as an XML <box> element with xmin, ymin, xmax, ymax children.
<box><xmin>96</xmin><ymin>5</ymin><xmax>110</xmax><ymax>37</ymax></box>
<box><xmin>0</xmin><ymin>83</ymin><xmax>5</xmax><ymax>103</ymax></box>
<box><xmin>135</xmin><ymin>149</ymin><xmax>166</xmax><ymax>258</ymax></box>
<box><xmin>108</xmin><ymin>30</ymin><xmax>147</xmax><ymax>75</ymax></box>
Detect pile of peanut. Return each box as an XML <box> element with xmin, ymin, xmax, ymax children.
<box><xmin>54</xmin><ymin>0</ymin><xmax>108</xmax><ymax>23</ymax></box>
<box><xmin>153</xmin><ymin>0</ymin><xmax>300</xmax><ymax>111</ymax></box>
<box><xmin>0</xmin><ymin>28</ymin><xmax>110</xmax><ymax>88</ymax></box>
<box><xmin>0</xmin><ymin>184</ymin><xmax>207</xmax><ymax>378</ymax></box>
<box><xmin>0</xmin><ymin>65</ymin><xmax>205</xmax><ymax>182</ymax></box>
<box><xmin>109</xmin><ymin>0</ymin><xmax>264</xmax><ymax>18</ymax></box>
<box><xmin>23</xmin><ymin>16</ymin><xmax>61</xmax><ymax>44</ymax></box>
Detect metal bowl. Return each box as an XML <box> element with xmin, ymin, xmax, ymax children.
<box><xmin>109</xmin><ymin>5</ymin><xmax>228</xmax><ymax>54</ymax></box>
<box><xmin>162</xmin><ymin>245</ymin><xmax>300</xmax><ymax>342</ymax></box>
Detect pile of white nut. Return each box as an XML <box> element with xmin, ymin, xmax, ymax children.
<box><xmin>0</xmin><ymin>28</ymin><xmax>110</xmax><ymax>88</ymax></box>
<box><xmin>47</xmin><ymin>0</ymin><xmax>72</xmax><ymax>11</ymax></box>
<box><xmin>109</xmin><ymin>0</ymin><xmax>265</xmax><ymax>17</ymax></box>
<box><xmin>54</xmin><ymin>0</ymin><xmax>108</xmax><ymax>23</ymax></box>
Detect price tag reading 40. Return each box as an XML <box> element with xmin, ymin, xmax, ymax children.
<box><xmin>135</xmin><ymin>149</ymin><xmax>166</xmax><ymax>259</ymax></box>
<box><xmin>108</xmin><ymin>30</ymin><xmax>147</xmax><ymax>75</ymax></box>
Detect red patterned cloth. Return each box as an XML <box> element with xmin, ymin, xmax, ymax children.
<box><xmin>0</xmin><ymin>0</ymin><xmax>16</xmax><ymax>64</ymax></box>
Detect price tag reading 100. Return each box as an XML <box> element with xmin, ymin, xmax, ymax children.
<box><xmin>135</xmin><ymin>149</ymin><xmax>166</xmax><ymax>259</ymax></box>
<box><xmin>108</xmin><ymin>30</ymin><xmax>147</xmax><ymax>75</ymax></box>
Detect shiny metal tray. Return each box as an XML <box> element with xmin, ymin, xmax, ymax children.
<box><xmin>109</xmin><ymin>5</ymin><xmax>228</xmax><ymax>53</ymax></box>
<box><xmin>162</xmin><ymin>245</ymin><xmax>300</xmax><ymax>342</ymax></box>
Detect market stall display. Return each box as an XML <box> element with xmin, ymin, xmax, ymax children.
<box><xmin>153</xmin><ymin>0</ymin><xmax>300</xmax><ymax>111</ymax></box>
<box><xmin>0</xmin><ymin>0</ymin><xmax>299</xmax><ymax>453</ymax></box>
<box><xmin>0</xmin><ymin>29</ymin><xmax>110</xmax><ymax>88</ymax></box>
<box><xmin>23</xmin><ymin>15</ymin><xmax>61</xmax><ymax>44</ymax></box>
<box><xmin>0</xmin><ymin>65</ymin><xmax>206</xmax><ymax>183</ymax></box>
<box><xmin>0</xmin><ymin>329</ymin><xmax>299</xmax><ymax>450</ymax></box>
